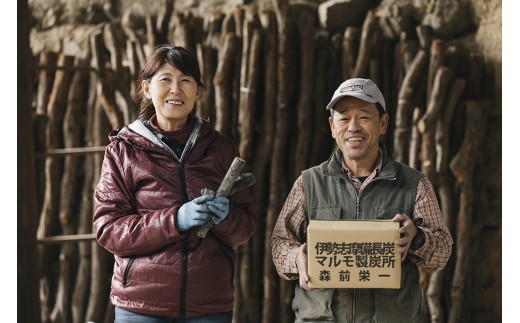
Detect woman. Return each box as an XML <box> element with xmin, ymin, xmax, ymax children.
<box><xmin>93</xmin><ymin>45</ymin><xmax>256</xmax><ymax>322</ymax></box>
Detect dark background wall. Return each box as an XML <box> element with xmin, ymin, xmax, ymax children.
<box><xmin>18</xmin><ymin>0</ymin><xmax>506</xmax><ymax>322</ymax></box>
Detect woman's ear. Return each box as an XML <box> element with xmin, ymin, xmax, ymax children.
<box><xmin>142</xmin><ymin>80</ymin><xmax>152</xmax><ymax>99</ymax></box>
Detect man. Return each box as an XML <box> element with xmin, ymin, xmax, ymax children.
<box><xmin>271</xmin><ymin>78</ymin><xmax>453</xmax><ymax>322</ymax></box>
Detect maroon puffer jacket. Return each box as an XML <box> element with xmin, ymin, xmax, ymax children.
<box><xmin>93</xmin><ymin>117</ymin><xmax>256</xmax><ymax>319</ymax></box>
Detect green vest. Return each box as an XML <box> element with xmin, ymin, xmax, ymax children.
<box><xmin>294</xmin><ymin>146</ymin><xmax>422</xmax><ymax>323</ymax></box>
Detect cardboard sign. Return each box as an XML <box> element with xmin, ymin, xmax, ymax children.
<box><xmin>307</xmin><ymin>220</ymin><xmax>401</xmax><ymax>289</ymax></box>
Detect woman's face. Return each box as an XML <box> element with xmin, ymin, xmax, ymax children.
<box><xmin>142</xmin><ymin>63</ymin><xmax>198</xmax><ymax>130</ymax></box>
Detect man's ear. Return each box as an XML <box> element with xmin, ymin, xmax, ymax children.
<box><xmin>328</xmin><ymin>116</ymin><xmax>336</xmax><ymax>139</ymax></box>
<box><xmin>142</xmin><ymin>80</ymin><xmax>152</xmax><ymax>99</ymax></box>
<box><xmin>379</xmin><ymin>113</ymin><xmax>389</xmax><ymax>135</ymax></box>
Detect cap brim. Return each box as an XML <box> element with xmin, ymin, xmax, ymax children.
<box><xmin>326</xmin><ymin>93</ymin><xmax>379</xmax><ymax>110</ymax></box>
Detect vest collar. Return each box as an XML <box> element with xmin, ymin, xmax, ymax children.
<box><xmin>322</xmin><ymin>144</ymin><xmax>397</xmax><ymax>181</ymax></box>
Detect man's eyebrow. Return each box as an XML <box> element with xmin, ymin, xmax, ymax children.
<box><xmin>358</xmin><ymin>106</ymin><xmax>377</xmax><ymax>113</ymax></box>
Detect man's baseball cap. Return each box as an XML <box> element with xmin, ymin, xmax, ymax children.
<box><xmin>325</xmin><ymin>78</ymin><xmax>386</xmax><ymax>111</ymax></box>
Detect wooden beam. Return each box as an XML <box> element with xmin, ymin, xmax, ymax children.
<box><xmin>37</xmin><ymin>233</ymin><xmax>97</xmax><ymax>245</ymax></box>
<box><xmin>35</xmin><ymin>146</ymin><xmax>107</xmax><ymax>158</ymax></box>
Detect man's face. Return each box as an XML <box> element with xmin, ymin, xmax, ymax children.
<box><xmin>329</xmin><ymin>96</ymin><xmax>388</xmax><ymax>166</ymax></box>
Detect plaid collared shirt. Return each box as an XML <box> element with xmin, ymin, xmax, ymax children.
<box><xmin>271</xmin><ymin>150</ymin><xmax>453</xmax><ymax>280</ymax></box>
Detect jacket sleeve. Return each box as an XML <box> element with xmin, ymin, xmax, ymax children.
<box><xmin>210</xmin><ymin>186</ymin><xmax>256</xmax><ymax>249</ymax></box>
<box><xmin>207</xmin><ymin>141</ymin><xmax>256</xmax><ymax>248</ymax></box>
<box><xmin>271</xmin><ymin>176</ymin><xmax>308</xmax><ymax>281</ymax></box>
<box><xmin>93</xmin><ymin>144</ymin><xmax>185</xmax><ymax>257</ymax></box>
<box><xmin>408</xmin><ymin>176</ymin><xmax>453</xmax><ymax>272</ymax></box>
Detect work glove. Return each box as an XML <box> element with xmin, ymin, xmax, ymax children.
<box><xmin>177</xmin><ymin>195</ymin><xmax>214</xmax><ymax>231</ymax></box>
<box><xmin>207</xmin><ymin>197</ymin><xmax>230</xmax><ymax>224</ymax></box>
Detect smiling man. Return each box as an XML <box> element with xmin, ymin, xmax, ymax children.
<box><xmin>271</xmin><ymin>78</ymin><xmax>453</xmax><ymax>323</ymax></box>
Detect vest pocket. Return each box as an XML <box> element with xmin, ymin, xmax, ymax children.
<box><xmin>293</xmin><ymin>286</ymin><xmax>335</xmax><ymax>321</ymax></box>
<box><xmin>373</xmin><ymin>261</ymin><xmax>421</xmax><ymax>322</ymax></box>
<box><xmin>312</xmin><ymin>206</ymin><xmax>342</xmax><ymax>220</ymax></box>
<box><xmin>373</xmin><ymin>284</ymin><xmax>421</xmax><ymax>322</ymax></box>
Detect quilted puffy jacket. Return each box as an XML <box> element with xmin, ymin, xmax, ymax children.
<box><xmin>93</xmin><ymin>116</ymin><xmax>256</xmax><ymax>319</ymax></box>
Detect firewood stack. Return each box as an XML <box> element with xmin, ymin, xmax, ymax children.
<box><xmin>27</xmin><ymin>0</ymin><xmax>499</xmax><ymax>322</ymax></box>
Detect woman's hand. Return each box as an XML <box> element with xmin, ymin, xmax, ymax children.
<box><xmin>177</xmin><ymin>195</ymin><xmax>214</xmax><ymax>231</ymax></box>
<box><xmin>208</xmin><ymin>197</ymin><xmax>230</xmax><ymax>224</ymax></box>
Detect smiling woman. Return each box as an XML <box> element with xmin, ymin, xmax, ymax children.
<box><xmin>141</xmin><ymin>63</ymin><xmax>199</xmax><ymax>130</ymax></box>
<box><xmin>92</xmin><ymin>44</ymin><xmax>256</xmax><ymax>322</ymax></box>
<box><xmin>134</xmin><ymin>46</ymin><xmax>206</xmax><ymax>129</ymax></box>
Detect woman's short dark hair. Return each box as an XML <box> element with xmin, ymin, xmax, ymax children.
<box><xmin>133</xmin><ymin>45</ymin><xmax>206</xmax><ymax>120</ymax></box>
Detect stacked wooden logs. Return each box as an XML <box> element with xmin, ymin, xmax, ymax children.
<box><xmin>31</xmin><ymin>1</ymin><xmax>488</xmax><ymax>322</ymax></box>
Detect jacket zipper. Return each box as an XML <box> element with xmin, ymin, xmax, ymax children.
<box><xmin>122</xmin><ymin>258</ymin><xmax>135</xmax><ymax>287</ymax></box>
<box><xmin>353</xmin><ymin>195</ymin><xmax>360</xmax><ymax>323</ymax></box>
<box><xmin>178</xmin><ymin>162</ymin><xmax>189</xmax><ymax>319</ymax></box>
<box><xmin>159</xmin><ymin>126</ymin><xmax>192</xmax><ymax>319</ymax></box>
<box><xmin>127</xmin><ymin>119</ymin><xmax>200</xmax><ymax>318</ymax></box>
<box><xmin>349</xmin><ymin>176</ymin><xmax>395</xmax><ymax>323</ymax></box>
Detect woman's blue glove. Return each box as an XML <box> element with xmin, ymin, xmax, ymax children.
<box><xmin>207</xmin><ymin>197</ymin><xmax>230</xmax><ymax>224</ymax></box>
<box><xmin>177</xmin><ymin>195</ymin><xmax>214</xmax><ymax>231</ymax></box>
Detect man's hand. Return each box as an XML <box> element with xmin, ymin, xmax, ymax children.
<box><xmin>392</xmin><ymin>213</ymin><xmax>417</xmax><ymax>261</ymax></box>
<box><xmin>296</xmin><ymin>243</ymin><xmax>314</xmax><ymax>291</ymax></box>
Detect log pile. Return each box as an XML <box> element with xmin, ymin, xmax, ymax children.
<box><xmin>29</xmin><ymin>1</ymin><xmax>493</xmax><ymax>322</ymax></box>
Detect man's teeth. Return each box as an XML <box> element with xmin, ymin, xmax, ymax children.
<box><xmin>347</xmin><ymin>138</ymin><xmax>363</xmax><ymax>143</ymax></box>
